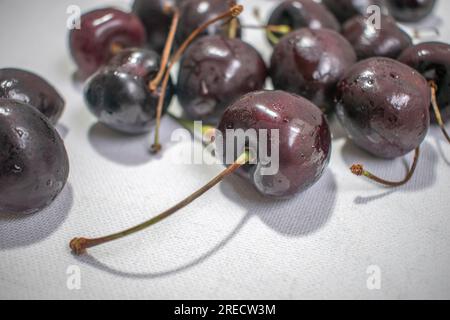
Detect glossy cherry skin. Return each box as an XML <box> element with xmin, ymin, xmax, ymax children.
<box><xmin>336</xmin><ymin>57</ymin><xmax>430</xmax><ymax>159</ymax></box>
<box><xmin>84</xmin><ymin>48</ymin><xmax>173</xmax><ymax>134</ymax></box>
<box><xmin>69</xmin><ymin>8</ymin><xmax>146</xmax><ymax>79</ymax></box>
<box><xmin>399</xmin><ymin>42</ymin><xmax>450</xmax><ymax>122</ymax></box>
<box><xmin>177</xmin><ymin>36</ymin><xmax>267</xmax><ymax>124</ymax></box>
<box><xmin>342</xmin><ymin>14</ymin><xmax>412</xmax><ymax>60</ymax></box>
<box><xmin>217</xmin><ymin>90</ymin><xmax>331</xmax><ymax>198</ymax></box>
<box><xmin>0</xmin><ymin>68</ymin><xmax>64</xmax><ymax>124</ymax></box>
<box><xmin>132</xmin><ymin>0</ymin><xmax>174</xmax><ymax>53</ymax></box>
<box><xmin>267</xmin><ymin>0</ymin><xmax>340</xmax><ymax>45</ymax></box>
<box><xmin>176</xmin><ymin>0</ymin><xmax>241</xmax><ymax>46</ymax></box>
<box><xmin>270</xmin><ymin>28</ymin><xmax>357</xmax><ymax>113</ymax></box>
<box><xmin>322</xmin><ymin>0</ymin><xmax>388</xmax><ymax>23</ymax></box>
<box><xmin>386</xmin><ymin>0</ymin><xmax>436</xmax><ymax>22</ymax></box>
<box><xmin>0</xmin><ymin>99</ymin><xmax>69</xmax><ymax>215</ymax></box>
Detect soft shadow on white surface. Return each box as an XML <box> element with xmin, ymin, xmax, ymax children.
<box><xmin>220</xmin><ymin>170</ymin><xmax>337</xmax><ymax>236</ymax></box>
<box><xmin>74</xmin><ymin>214</ymin><xmax>251</xmax><ymax>279</ymax></box>
<box><xmin>341</xmin><ymin>140</ymin><xmax>438</xmax><ymax>204</ymax></box>
<box><xmin>0</xmin><ymin>184</ymin><xmax>73</xmax><ymax>250</ymax></box>
<box><xmin>55</xmin><ymin>123</ymin><xmax>70</xmax><ymax>139</ymax></box>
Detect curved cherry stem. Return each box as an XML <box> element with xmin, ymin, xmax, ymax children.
<box><xmin>430</xmin><ymin>81</ymin><xmax>450</xmax><ymax>143</ymax></box>
<box><xmin>150</xmin><ymin>4</ymin><xmax>244</xmax><ymax>153</ymax></box>
<box><xmin>70</xmin><ymin>151</ymin><xmax>251</xmax><ymax>255</ymax></box>
<box><xmin>148</xmin><ymin>7</ymin><xmax>180</xmax><ymax>92</ymax></box>
<box><xmin>350</xmin><ymin>147</ymin><xmax>420</xmax><ymax>187</ymax></box>
<box><xmin>412</xmin><ymin>26</ymin><xmax>440</xmax><ymax>40</ymax></box>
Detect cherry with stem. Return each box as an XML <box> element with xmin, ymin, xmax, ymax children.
<box><xmin>150</xmin><ymin>4</ymin><xmax>244</xmax><ymax>154</ymax></box>
<box><xmin>350</xmin><ymin>148</ymin><xmax>420</xmax><ymax>187</ymax></box>
<box><xmin>70</xmin><ymin>150</ymin><xmax>251</xmax><ymax>255</ymax></box>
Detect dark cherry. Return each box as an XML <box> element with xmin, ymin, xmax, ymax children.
<box><xmin>69</xmin><ymin>8</ymin><xmax>146</xmax><ymax>79</ymax></box>
<box><xmin>0</xmin><ymin>68</ymin><xmax>64</xmax><ymax>124</ymax></box>
<box><xmin>386</xmin><ymin>0</ymin><xmax>437</xmax><ymax>22</ymax></box>
<box><xmin>84</xmin><ymin>48</ymin><xmax>173</xmax><ymax>134</ymax></box>
<box><xmin>270</xmin><ymin>28</ymin><xmax>357</xmax><ymax>113</ymax></box>
<box><xmin>0</xmin><ymin>99</ymin><xmax>69</xmax><ymax>215</ymax></box>
<box><xmin>342</xmin><ymin>14</ymin><xmax>412</xmax><ymax>60</ymax></box>
<box><xmin>267</xmin><ymin>0</ymin><xmax>340</xmax><ymax>45</ymax></box>
<box><xmin>217</xmin><ymin>90</ymin><xmax>331</xmax><ymax>198</ymax></box>
<box><xmin>177</xmin><ymin>35</ymin><xmax>267</xmax><ymax>124</ymax></box>
<box><xmin>176</xmin><ymin>0</ymin><xmax>241</xmax><ymax>46</ymax></box>
<box><xmin>336</xmin><ymin>57</ymin><xmax>430</xmax><ymax>159</ymax></box>
<box><xmin>322</xmin><ymin>0</ymin><xmax>388</xmax><ymax>23</ymax></box>
<box><xmin>132</xmin><ymin>0</ymin><xmax>175</xmax><ymax>53</ymax></box>
<box><xmin>398</xmin><ymin>42</ymin><xmax>450</xmax><ymax>121</ymax></box>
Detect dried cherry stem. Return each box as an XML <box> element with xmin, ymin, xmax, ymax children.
<box><xmin>110</xmin><ymin>42</ymin><xmax>123</xmax><ymax>55</ymax></box>
<box><xmin>430</xmin><ymin>81</ymin><xmax>450</xmax><ymax>143</ymax></box>
<box><xmin>350</xmin><ymin>147</ymin><xmax>420</xmax><ymax>187</ymax></box>
<box><xmin>151</xmin><ymin>4</ymin><xmax>244</xmax><ymax>153</ymax></box>
<box><xmin>70</xmin><ymin>151</ymin><xmax>251</xmax><ymax>255</ymax></box>
<box><xmin>148</xmin><ymin>7</ymin><xmax>180</xmax><ymax>92</ymax></box>
<box><xmin>412</xmin><ymin>26</ymin><xmax>440</xmax><ymax>40</ymax></box>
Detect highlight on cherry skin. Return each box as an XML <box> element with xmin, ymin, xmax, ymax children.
<box><xmin>69</xmin><ymin>89</ymin><xmax>332</xmax><ymax>254</ymax></box>
<box><xmin>69</xmin><ymin>7</ymin><xmax>146</xmax><ymax>80</ymax></box>
<box><xmin>0</xmin><ymin>99</ymin><xmax>69</xmax><ymax>215</ymax></box>
<box><xmin>270</xmin><ymin>28</ymin><xmax>357</xmax><ymax>114</ymax></box>
<box><xmin>84</xmin><ymin>48</ymin><xmax>174</xmax><ymax>134</ymax></box>
<box><xmin>0</xmin><ymin>68</ymin><xmax>65</xmax><ymax>125</ymax></box>
<box><xmin>335</xmin><ymin>57</ymin><xmax>430</xmax><ymax>186</ymax></box>
<box><xmin>176</xmin><ymin>35</ymin><xmax>267</xmax><ymax>125</ymax></box>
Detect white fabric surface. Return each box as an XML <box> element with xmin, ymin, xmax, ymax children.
<box><xmin>1</xmin><ymin>0</ymin><xmax>450</xmax><ymax>300</ymax></box>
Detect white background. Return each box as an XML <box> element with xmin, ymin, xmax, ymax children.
<box><xmin>0</xmin><ymin>0</ymin><xmax>450</xmax><ymax>299</ymax></box>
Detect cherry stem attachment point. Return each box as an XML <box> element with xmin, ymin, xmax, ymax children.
<box><xmin>110</xmin><ymin>42</ymin><xmax>123</xmax><ymax>55</ymax></box>
<box><xmin>70</xmin><ymin>151</ymin><xmax>251</xmax><ymax>255</ymax></box>
<box><xmin>430</xmin><ymin>81</ymin><xmax>450</xmax><ymax>143</ymax></box>
<box><xmin>148</xmin><ymin>7</ymin><xmax>179</xmax><ymax>92</ymax></box>
<box><xmin>350</xmin><ymin>147</ymin><xmax>420</xmax><ymax>187</ymax></box>
<box><xmin>150</xmin><ymin>4</ymin><xmax>244</xmax><ymax>153</ymax></box>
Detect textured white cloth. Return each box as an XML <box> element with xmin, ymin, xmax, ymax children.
<box><xmin>1</xmin><ymin>0</ymin><xmax>450</xmax><ymax>300</ymax></box>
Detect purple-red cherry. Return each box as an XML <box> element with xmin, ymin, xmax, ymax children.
<box><xmin>176</xmin><ymin>0</ymin><xmax>241</xmax><ymax>46</ymax></box>
<box><xmin>270</xmin><ymin>28</ymin><xmax>357</xmax><ymax>113</ymax></box>
<box><xmin>267</xmin><ymin>0</ymin><xmax>340</xmax><ymax>45</ymax></box>
<box><xmin>177</xmin><ymin>35</ymin><xmax>267</xmax><ymax>124</ymax></box>
<box><xmin>0</xmin><ymin>99</ymin><xmax>69</xmax><ymax>215</ymax></box>
<box><xmin>217</xmin><ymin>90</ymin><xmax>331</xmax><ymax>198</ymax></box>
<box><xmin>398</xmin><ymin>42</ymin><xmax>450</xmax><ymax>122</ymax></box>
<box><xmin>386</xmin><ymin>0</ymin><xmax>437</xmax><ymax>22</ymax></box>
<box><xmin>0</xmin><ymin>68</ymin><xmax>64</xmax><ymax>124</ymax></box>
<box><xmin>342</xmin><ymin>14</ymin><xmax>412</xmax><ymax>60</ymax></box>
<box><xmin>69</xmin><ymin>8</ymin><xmax>146</xmax><ymax>79</ymax></box>
<box><xmin>84</xmin><ymin>48</ymin><xmax>173</xmax><ymax>134</ymax></box>
<box><xmin>336</xmin><ymin>57</ymin><xmax>430</xmax><ymax>159</ymax></box>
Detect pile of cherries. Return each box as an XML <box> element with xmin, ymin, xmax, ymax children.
<box><xmin>1</xmin><ymin>0</ymin><xmax>449</xmax><ymax>255</ymax></box>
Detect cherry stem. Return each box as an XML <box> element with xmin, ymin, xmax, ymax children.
<box><xmin>150</xmin><ymin>4</ymin><xmax>244</xmax><ymax>153</ymax></box>
<box><xmin>413</xmin><ymin>26</ymin><xmax>440</xmax><ymax>40</ymax></box>
<box><xmin>241</xmin><ymin>24</ymin><xmax>291</xmax><ymax>33</ymax></box>
<box><xmin>228</xmin><ymin>17</ymin><xmax>239</xmax><ymax>39</ymax></box>
<box><xmin>148</xmin><ymin>7</ymin><xmax>180</xmax><ymax>92</ymax></box>
<box><xmin>167</xmin><ymin>112</ymin><xmax>216</xmax><ymax>138</ymax></box>
<box><xmin>350</xmin><ymin>147</ymin><xmax>420</xmax><ymax>187</ymax></box>
<box><xmin>430</xmin><ymin>81</ymin><xmax>450</xmax><ymax>143</ymax></box>
<box><xmin>70</xmin><ymin>151</ymin><xmax>251</xmax><ymax>255</ymax></box>
<box><xmin>110</xmin><ymin>42</ymin><xmax>123</xmax><ymax>55</ymax></box>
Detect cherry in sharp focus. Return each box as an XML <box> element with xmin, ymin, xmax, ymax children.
<box><xmin>0</xmin><ymin>68</ymin><xmax>65</xmax><ymax>124</ymax></box>
<box><xmin>342</xmin><ymin>14</ymin><xmax>412</xmax><ymax>60</ymax></box>
<box><xmin>386</xmin><ymin>0</ymin><xmax>437</xmax><ymax>22</ymax></box>
<box><xmin>270</xmin><ymin>28</ymin><xmax>357</xmax><ymax>114</ymax></box>
<box><xmin>70</xmin><ymin>90</ymin><xmax>331</xmax><ymax>254</ymax></box>
<box><xmin>177</xmin><ymin>35</ymin><xmax>267</xmax><ymax>124</ymax></box>
<box><xmin>266</xmin><ymin>0</ymin><xmax>340</xmax><ymax>45</ymax></box>
<box><xmin>0</xmin><ymin>99</ymin><xmax>69</xmax><ymax>215</ymax></box>
<box><xmin>84</xmin><ymin>48</ymin><xmax>174</xmax><ymax>134</ymax></box>
<box><xmin>69</xmin><ymin>8</ymin><xmax>146</xmax><ymax>79</ymax></box>
<box><xmin>399</xmin><ymin>41</ymin><xmax>450</xmax><ymax>143</ymax></box>
<box><xmin>336</xmin><ymin>57</ymin><xmax>430</xmax><ymax>186</ymax></box>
